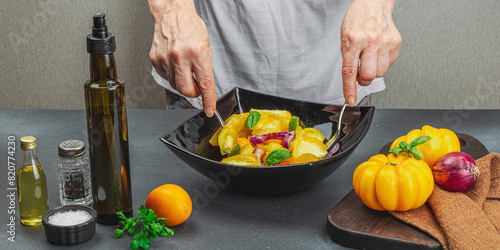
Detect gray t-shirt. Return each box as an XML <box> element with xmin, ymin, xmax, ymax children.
<box><xmin>153</xmin><ymin>0</ymin><xmax>385</xmax><ymax>108</ymax></box>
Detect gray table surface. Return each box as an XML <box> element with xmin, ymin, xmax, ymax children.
<box><xmin>0</xmin><ymin>108</ymin><xmax>498</xmax><ymax>249</ymax></box>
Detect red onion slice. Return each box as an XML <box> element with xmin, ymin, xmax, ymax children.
<box><xmin>282</xmin><ymin>131</ymin><xmax>295</xmax><ymax>149</ymax></box>
<box><xmin>253</xmin><ymin>147</ymin><xmax>265</xmax><ymax>164</ymax></box>
<box><xmin>326</xmin><ymin>143</ymin><xmax>340</xmax><ymax>158</ymax></box>
<box><xmin>268</xmin><ymin>131</ymin><xmax>290</xmax><ymax>139</ymax></box>
<box><xmin>249</xmin><ymin>135</ymin><xmax>270</xmax><ymax>145</ymax></box>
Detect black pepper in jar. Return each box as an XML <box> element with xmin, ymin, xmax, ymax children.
<box><xmin>57</xmin><ymin>140</ymin><xmax>92</xmax><ymax>205</ymax></box>
<box><xmin>63</xmin><ymin>171</ymin><xmax>86</xmax><ymax>199</ymax></box>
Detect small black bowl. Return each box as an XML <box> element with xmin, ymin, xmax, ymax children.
<box><xmin>160</xmin><ymin>87</ymin><xmax>375</xmax><ymax>195</ymax></box>
<box><xmin>42</xmin><ymin>205</ymin><xmax>97</xmax><ymax>245</ymax></box>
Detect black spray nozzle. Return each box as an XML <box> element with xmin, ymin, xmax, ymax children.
<box><xmin>92</xmin><ymin>13</ymin><xmax>108</xmax><ymax>39</ymax></box>
<box><xmin>87</xmin><ymin>13</ymin><xmax>116</xmax><ymax>54</ymax></box>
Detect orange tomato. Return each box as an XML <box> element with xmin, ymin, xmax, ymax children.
<box><xmin>221</xmin><ymin>154</ymin><xmax>261</xmax><ymax>166</ymax></box>
<box><xmin>278</xmin><ymin>153</ymin><xmax>321</xmax><ymax>165</ymax></box>
<box><xmin>278</xmin><ymin>157</ymin><xmax>295</xmax><ymax>165</ymax></box>
<box><xmin>262</xmin><ymin>139</ymin><xmax>283</xmax><ymax>145</ymax></box>
<box><xmin>236</xmin><ymin>138</ymin><xmax>251</xmax><ymax>147</ymax></box>
<box><xmin>145</xmin><ymin>184</ymin><xmax>192</xmax><ymax>227</ymax></box>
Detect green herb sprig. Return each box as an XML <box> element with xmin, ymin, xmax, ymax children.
<box><xmin>114</xmin><ymin>205</ymin><xmax>174</xmax><ymax>250</ymax></box>
<box><xmin>388</xmin><ymin>136</ymin><xmax>431</xmax><ymax>160</ymax></box>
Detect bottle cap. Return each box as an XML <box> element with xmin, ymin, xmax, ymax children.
<box><xmin>58</xmin><ymin>140</ymin><xmax>87</xmax><ymax>158</ymax></box>
<box><xmin>20</xmin><ymin>136</ymin><xmax>37</xmax><ymax>150</ymax></box>
<box><xmin>87</xmin><ymin>13</ymin><xmax>116</xmax><ymax>54</ymax></box>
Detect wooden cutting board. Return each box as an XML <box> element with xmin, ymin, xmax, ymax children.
<box><xmin>327</xmin><ymin>133</ymin><xmax>489</xmax><ymax>249</ymax></box>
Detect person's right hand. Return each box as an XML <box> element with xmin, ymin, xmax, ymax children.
<box><xmin>148</xmin><ymin>0</ymin><xmax>217</xmax><ymax>117</ymax></box>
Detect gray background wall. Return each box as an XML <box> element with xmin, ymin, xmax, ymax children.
<box><xmin>1</xmin><ymin>0</ymin><xmax>499</xmax><ymax>110</ymax></box>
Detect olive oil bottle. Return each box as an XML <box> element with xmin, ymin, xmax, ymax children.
<box><xmin>17</xmin><ymin>136</ymin><xmax>49</xmax><ymax>226</ymax></box>
<box><xmin>84</xmin><ymin>13</ymin><xmax>132</xmax><ymax>224</ymax></box>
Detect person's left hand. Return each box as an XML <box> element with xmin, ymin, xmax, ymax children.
<box><xmin>340</xmin><ymin>0</ymin><xmax>401</xmax><ymax>106</ymax></box>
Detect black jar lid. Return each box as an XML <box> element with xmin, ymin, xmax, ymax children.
<box><xmin>58</xmin><ymin>140</ymin><xmax>86</xmax><ymax>158</ymax></box>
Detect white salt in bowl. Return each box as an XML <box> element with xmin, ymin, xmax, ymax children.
<box><xmin>42</xmin><ymin>205</ymin><xmax>97</xmax><ymax>245</ymax></box>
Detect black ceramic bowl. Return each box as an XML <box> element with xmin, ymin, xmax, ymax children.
<box><xmin>160</xmin><ymin>87</ymin><xmax>375</xmax><ymax>195</ymax></box>
<box><xmin>42</xmin><ymin>205</ymin><xmax>97</xmax><ymax>245</ymax></box>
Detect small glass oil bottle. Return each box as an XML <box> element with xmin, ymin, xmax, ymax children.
<box><xmin>17</xmin><ymin>136</ymin><xmax>49</xmax><ymax>226</ymax></box>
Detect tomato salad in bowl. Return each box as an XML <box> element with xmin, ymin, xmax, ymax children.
<box><xmin>209</xmin><ymin>109</ymin><xmax>338</xmax><ymax>166</ymax></box>
<box><xmin>160</xmin><ymin>87</ymin><xmax>375</xmax><ymax>194</ymax></box>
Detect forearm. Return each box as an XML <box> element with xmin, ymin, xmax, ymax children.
<box><xmin>352</xmin><ymin>0</ymin><xmax>396</xmax><ymax>12</ymax></box>
<box><xmin>147</xmin><ymin>0</ymin><xmax>197</xmax><ymax>20</ymax></box>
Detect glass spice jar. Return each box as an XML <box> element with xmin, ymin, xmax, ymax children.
<box><xmin>57</xmin><ymin>140</ymin><xmax>92</xmax><ymax>205</ymax></box>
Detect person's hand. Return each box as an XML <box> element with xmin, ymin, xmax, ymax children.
<box><xmin>340</xmin><ymin>0</ymin><xmax>401</xmax><ymax>106</ymax></box>
<box><xmin>148</xmin><ymin>0</ymin><xmax>216</xmax><ymax>116</ymax></box>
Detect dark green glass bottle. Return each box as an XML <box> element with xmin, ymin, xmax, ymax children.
<box><xmin>84</xmin><ymin>13</ymin><xmax>132</xmax><ymax>225</ymax></box>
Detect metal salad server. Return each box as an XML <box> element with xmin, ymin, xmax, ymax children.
<box><xmin>193</xmin><ymin>76</ymin><xmax>225</xmax><ymax>127</ymax></box>
<box><xmin>213</xmin><ymin>109</ymin><xmax>225</xmax><ymax>128</ymax></box>
<box><xmin>326</xmin><ymin>102</ymin><xmax>348</xmax><ymax>154</ymax></box>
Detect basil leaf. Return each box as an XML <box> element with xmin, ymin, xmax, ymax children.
<box><xmin>388</xmin><ymin>147</ymin><xmax>403</xmax><ymax>156</ymax></box>
<box><xmin>288</xmin><ymin>116</ymin><xmax>299</xmax><ymax>131</ymax></box>
<box><xmin>244</xmin><ymin>111</ymin><xmax>261</xmax><ymax>129</ymax></box>
<box><xmin>264</xmin><ymin>149</ymin><xmax>292</xmax><ymax>166</ymax></box>
<box><xmin>410</xmin><ymin>147</ymin><xmax>423</xmax><ymax>160</ymax></box>
<box><xmin>410</xmin><ymin>136</ymin><xmax>431</xmax><ymax>147</ymax></box>
<box><xmin>227</xmin><ymin>144</ymin><xmax>241</xmax><ymax>157</ymax></box>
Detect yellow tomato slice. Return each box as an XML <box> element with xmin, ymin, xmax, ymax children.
<box><xmin>252</xmin><ymin>116</ymin><xmax>282</xmax><ymax>135</ymax></box>
<box><xmin>218</xmin><ymin>127</ymin><xmax>238</xmax><ymax>155</ymax></box>
<box><xmin>296</xmin><ymin>128</ymin><xmax>325</xmax><ymax>142</ymax></box>
<box><xmin>240</xmin><ymin>144</ymin><xmax>255</xmax><ymax>155</ymax></box>
<box><xmin>221</xmin><ymin>154</ymin><xmax>261</xmax><ymax>166</ymax></box>
<box><xmin>290</xmin><ymin>135</ymin><xmax>327</xmax><ymax>158</ymax></box>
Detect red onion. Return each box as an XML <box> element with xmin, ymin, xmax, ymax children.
<box><xmin>253</xmin><ymin>147</ymin><xmax>265</xmax><ymax>164</ymax></box>
<box><xmin>325</xmin><ymin>143</ymin><xmax>340</xmax><ymax>158</ymax></box>
<box><xmin>250</xmin><ymin>131</ymin><xmax>294</xmax><ymax>145</ymax></box>
<box><xmin>268</xmin><ymin>131</ymin><xmax>290</xmax><ymax>139</ymax></box>
<box><xmin>282</xmin><ymin>131</ymin><xmax>295</xmax><ymax>149</ymax></box>
<box><xmin>249</xmin><ymin>135</ymin><xmax>270</xmax><ymax>145</ymax></box>
<box><xmin>431</xmin><ymin>152</ymin><xmax>480</xmax><ymax>192</ymax></box>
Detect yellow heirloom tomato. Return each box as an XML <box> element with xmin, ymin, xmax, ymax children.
<box><xmin>389</xmin><ymin>125</ymin><xmax>460</xmax><ymax>167</ymax></box>
<box><xmin>217</xmin><ymin>127</ymin><xmax>238</xmax><ymax>155</ymax></box>
<box><xmin>221</xmin><ymin>154</ymin><xmax>260</xmax><ymax>166</ymax></box>
<box><xmin>251</xmin><ymin>115</ymin><xmax>282</xmax><ymax>135</ymax></box>
<box><xmin>250</xmin><ymin>109</ymin><xmax>292</xmax><ymax>135</ymax></box>
<box><xmin>296</xmin><ymin>128</ymin><xmax>325</xmax><ymax>143</ymax></box>
<box><xmin>289</xmin><ymin>135</ymin><xmax>327</xmax><ymax>159</ymax></box>
<box><xmin>352</xmin><ymin>154</ymin><xmax>434</xmax><ymax>211</ymax></box>
<box><xmin>209</xmin><ymin>113</ymin><xmax>250</xmax><ymax>146</ymax></box>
